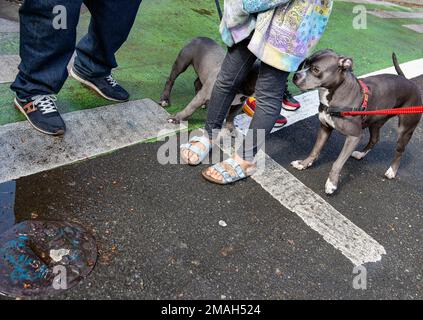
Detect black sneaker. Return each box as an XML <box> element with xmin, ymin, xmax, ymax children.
<box><xmin>282</xmin><ymin>89</ymin><xmax>301</xmax><ymax>111</ymax></box>
<box><xmin>70</xmin><ymin>67</ymin><xmax>129</xmax><ymax>102</ymax></box>
<box><xmin>14</xmin><ymin>95</ymin><xmax>66</xmax><ymax>136</ymax></box>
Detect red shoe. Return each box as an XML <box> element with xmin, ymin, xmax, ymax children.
<box><xmin>242</xmin><ymin>97</ymin><xmax>288</xmax><ymax>128</ymax></box>
<box><xmin>282</xmin><ymin>90</ymin><xmax>301</xmax><ymax>111</ymax></box>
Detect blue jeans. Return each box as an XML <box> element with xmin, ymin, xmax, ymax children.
<box><xmin>11</xmin><ymin>0</ymin><xmax>142</xmax><ymax>100</ymax></box>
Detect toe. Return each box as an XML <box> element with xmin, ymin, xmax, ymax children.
<box><xmin>208</xmin><ymin>168</ymin><xmax>217</xmax><ymax>178</ymax></box>
<box><xmin>206</xmin><ymin>167</ymin><xmax>222</xmax><ymax>181</ymax></box>
<box><xmin>188</xmin><ymin>151</ymin><xmax>198</xmax><ymax>164</ymax></box>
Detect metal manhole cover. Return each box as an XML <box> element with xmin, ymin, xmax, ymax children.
<box><xmin>0</xmin><ymin>220</ymin><xmax>97</xmax><ymax>298</ymax></box>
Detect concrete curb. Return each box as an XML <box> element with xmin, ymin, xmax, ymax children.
<box><xmin>0</xmin><ymin>99</ymin><xmax>183</xmax><ymax>183</ymax></box>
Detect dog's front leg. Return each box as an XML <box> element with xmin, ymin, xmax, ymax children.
<box><xmin>326</xmin><ymin>134</ymin><xmax>362</xmax><ymax>195</ymax></box>
<box><xmin>225</xmin><ymin>104</ymin><xmax>243</xmax><ymax>134</ymax></box>
<box><xmin>292</xmin><ymin>123</ymin><xmax>333</xmax><ymax>171</ymax></box>
<box><xmin>167</xmin><ymin>87</ymin><xmax>210</xmax><ymax>124</ymax></box>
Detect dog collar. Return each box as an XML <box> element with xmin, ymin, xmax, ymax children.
<box><xmin>326</xmin><ymin>80</ymin><xmax>370</xmax><ymax>117</ymax></box>
<box><xmin>358</xmin><ymin>79</ymin><xmax>370</xmax><ymax>111</ymax></box>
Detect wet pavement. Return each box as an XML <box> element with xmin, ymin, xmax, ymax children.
<box><xmin>0</xmin><ymin>77</ymin><xmax>422</xmax><ymax>300</ymax></box>
<box><xmin>5</xmin><ymin>131</ymin><xmax>421</xmax><ymax>300</ymax></box>
<box><xmin>0</xmin><ymin>181</ymin><xmax>15</xmax><ymax>235</ymax></box>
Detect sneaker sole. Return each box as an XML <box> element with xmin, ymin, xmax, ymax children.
<box><xmin>69</xmin><ymin>67</ymin><xmax>128</xmax><ymax>103</ymax></box>
<box><xmin>274</xmin><ymin>122</ymin><xmax>287</xmax><ymax>128</ymax></box>
<box><xmin>282</xmin><ymin>102</ymin><xmax>301</xmax><ymax>112</ymax></box>
<box><xmin>14</xmin><ymin>98</ymin><xmax>65</xmax><ymax>136</ymax></box>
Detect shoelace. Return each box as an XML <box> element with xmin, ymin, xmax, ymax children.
<box><xmin>32</xmin><ymin>95</ymin><xmax>58</xmax><ymax>114</ymax></box>
<box><xmin>106</xmin><ymin>75</ymin><xmax>118</xmax><ymax>87</ymax></box>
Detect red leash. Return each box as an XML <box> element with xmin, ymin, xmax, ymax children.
<box><xmin>329</xmin><ymin>80</ymin><xmax>423</xmax><ymax>117</ymax></box>
<box><xmin>340</xmin><ymin>106</ymin><xmax>423</xmax><ymax>117</ymax></box>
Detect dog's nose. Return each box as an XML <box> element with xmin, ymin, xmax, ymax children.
<box><xmin>293</xmin><ymin>72</ymin><xmax>300</xmax><ymax>83</ymax></box>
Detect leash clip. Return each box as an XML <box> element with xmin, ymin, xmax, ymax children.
<box><xmin>327</xmin><ymin>107</ymin><xmax>343</xmax><ymax>117</ymax></box>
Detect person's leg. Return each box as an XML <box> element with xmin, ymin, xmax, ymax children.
<box><xmin>204</xmin><ymin>38</ymin><xmax>257</xmax><ymax>140</ymax></box>
<box><xmin>11</xmin><ymin>0</ymin><xmax>82</xmax><ymax>135</ymax></box>
<box><xmin>203</xmin><ymin>63</ymin><xmax>289</xmax><ymax>182</ymax></box>
<box><xmin>282</xmin><ymin>78</ymin><xmax>301</xmax><ymax>111</ymax></box>
<box><xmin>182</xmin><ymin>38</ymin><xmax>256</xmax><ymax>164</ymax></box>
<box><xmin>11</xmin><ymin>0</ymin><xmax>83</xmax><ymax>99</ymax></box>
<box><xmin>69</xmin><ymin>0</ymin><xmax>141</xmax><ymax>102</ymax></box>
<box><xmin>74</xmin><ymin>0</ymin><xmax>142</xmax><ymax>78</ymax></box>
<box><xmin>238</xmin><ymin>63</ymin><xmax>289</xmax><ymax>162</ymax></box>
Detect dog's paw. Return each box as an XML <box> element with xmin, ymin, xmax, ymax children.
<box><xmin>325</xmin><ymin>179</ymin><xmax>337</xmax><ymax>195</ymax></box>
<box><xmin>167</xmin><ymin>117</ymin><xmax>181</xmax><ymax>124</ymax></box>
<box><xmin>291</xmin><ymin>160</ymin><xmax>311</xmax><ymax>171</ymax></box>
<box><xmin>224</xmin><ymin>124</ymin><xmax>238</xmax><ymax>137</ymax></box>
<box><xmin>384</xmin><ymin>167</ymin><xmax>396</xmax><ymax>179</ymax></box>
<box><xmin>219</xmin><ymin>127</ymin><xmax>232</xmax><ymax>138</ymax></box>
<box><xmin>160</xmin><ymin>100</ymin><xmax>170</xmax><ymax>108</ymax></box>
<box><xmin>351</xmin><ymin>150</ymin><xmax>369</xmax><ymax>160</ymax></box>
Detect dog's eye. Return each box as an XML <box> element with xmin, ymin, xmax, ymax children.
<box><xmin>311</xmin><ymin>66</ymin><xmax>320</xmax><ymax>74</ymax></box>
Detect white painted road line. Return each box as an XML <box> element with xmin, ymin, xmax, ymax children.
<box><xmin>335</xmin><ymin>0</ymin><xmax>403</xmax><ymax>7</ymax></box>
<box><xmin>252</xmin><ymin>151</ymin><xmax>387</xmax><ymax>266</ymax></box>
<box><xmin>217</xmin><ymin>140</ymin><xmax>386</xmax><ymax>266</ymax></box>
<box><xmin>403</xmin><ymin>24</ymin><xmax>423</xmax><ymax>34</ymax></box>
<box><xmin>231</xmin><ymin>59</ymin><xmax>423</xmax><ymax>265</ymax></box>
<box><xmin>362</xmin><ymin>58</ymin><xmax>423</xmax><ymax>79</ymax></box>
<box><xmin>368</xmin><ymin>10</ymin><xmax>423</xmax><ymax>19</ymax></box>
<box><xmin>234</xmin><ymin>90</ymin><xmax>320</xmax><ymax>135</ymax></box>
<box><xmin>0</xmin><ymin>99</ymin><xmax>183</xmax><ymax>184</ymax></box>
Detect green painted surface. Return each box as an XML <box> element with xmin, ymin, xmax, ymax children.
<box><xmin>0</xmin><ymin>0</ymin><xmax>422</xmax><ymax>127</ymax></box>
<box><xmin>0</xmin><ymin>33</ymin><xmax>19</xmax><ymax>55</ymax></box>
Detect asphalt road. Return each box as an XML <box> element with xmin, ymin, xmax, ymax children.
<box><xmin>2</xmin><ymin>76</ymin><xmax>422</xmax><ymax>300</ymax></box>
<box><xmin>10</xmin><ymin>133</ymin><xmax>422</xmax><ymax>299</ymax></box>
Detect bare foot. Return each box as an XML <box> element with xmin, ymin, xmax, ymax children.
<box><xmin>181</xmin><ymin>138</ymin><xmax>211</xmax><ymax>165</ymax></box>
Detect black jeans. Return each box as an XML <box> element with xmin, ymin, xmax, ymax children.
<box><xmin>11</xmin><ymin>0</ymin><xmax>142</xmax><ymax>99</ymax></box>
<box><xmin>205</xmin><ymin>38</ymin><xmax>289</xmax><ymax>162</ymax></box>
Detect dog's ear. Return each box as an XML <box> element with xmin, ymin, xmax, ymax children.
<box><xmin>338</xmin><ymin>57</ymin><xmax>353</xmax><ymax>71</ymax></box>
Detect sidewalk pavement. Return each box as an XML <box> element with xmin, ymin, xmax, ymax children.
<box><xmin>0</xmin><ymin>99</ymin><xmax>184</xmax><ymax>184</ymax></box>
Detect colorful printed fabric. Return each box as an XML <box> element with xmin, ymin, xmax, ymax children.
<box><xmin>220</xmin><ymin>0</ymin><xmax>333</xmax><ymax>72</ymax></box>
<box><xmin>243</xmin><ymin>0</ymin><xmax>290</xmax><ymax>13</ymax></box>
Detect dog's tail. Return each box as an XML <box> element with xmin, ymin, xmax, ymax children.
<box><xmin>392</xmin><ymin>53</ymin><xmax>406</xmax><ymax>77</ymax></box>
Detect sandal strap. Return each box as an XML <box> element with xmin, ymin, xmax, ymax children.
<box><xmin>180</xmin><ymin>135</ymin><xmax>211</xmax><ymax>165</ymax></box>
<box><xmin>211</xmin><ymin>163</ymin><xmax>233</xmax><ymax>183</ymax></box>
<box><xmin>189</xmin><ymin>135</ymin><xmax>211</xmax><ymax>150</ymax></box>
<box><xmin>182</xmin><ymin>144</ymin><xmax>203</xmax><ymax>157</ymax></box>
<box><xmin>210</xmin><ymin>159</ymin><xmax>247</xmax><ymax>184</ymax></box>
<box><xmin>224</xmin><ymin>158</ymin><xmax>246</xmax><ymax>179</ymax></box>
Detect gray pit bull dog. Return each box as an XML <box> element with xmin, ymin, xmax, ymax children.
<box><xmin>292</xmin><ymin>49</ymin><xmax>422</xmax><ymax>195</ymax></box>
<box><xmin>159</xmin><ymin>37</ymin><xmax>258</xmax><ymax>130</ymax></box>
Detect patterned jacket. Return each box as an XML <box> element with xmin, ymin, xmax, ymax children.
<box><xmin>220</xmin><ymin>0</ymin><xmax>333</xmax><ymax>72</ymax></box>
